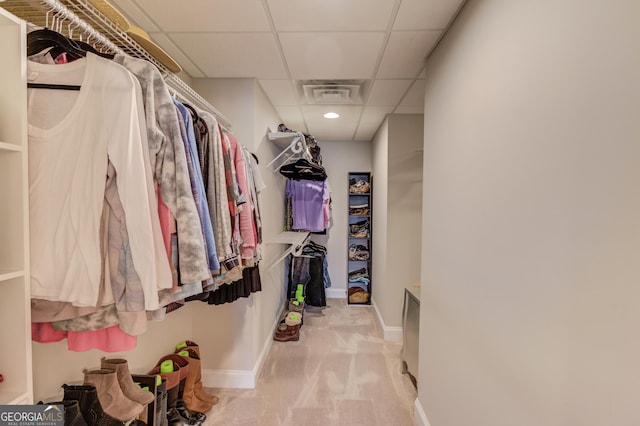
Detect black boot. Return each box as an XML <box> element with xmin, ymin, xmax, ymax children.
<box><xmin>38</xmin><ymin>400</ymin><xmax>87</xmax><ymax>426</ymax></box>
<box><xmin>166</xmin><ymin>406</ymin><xmax>202</xmax><ymax>426</ymax></box>
<box><xmin>62</xmin><ymin>384</ymin><xmax>125</xmax><ymax>426</ymax></box>
<box><xmin>156</xmin><ymin>379</ymin><xmax>168</xmax><ymax>426</ymax></box>
<box><xmin>176</xmin><ymin>399</ymin><xmax>206</xmax><ymax>424</ymax></box>
<box><xmin>62</xmin><ymin>400</ymin><xmax>88</xmax><ymax>426</ymax></box>
<box><xmin>164</xmin><ymin>384</ymin><xmax>203</xmax><ymax>425</ymax></box>
<box><xmin>163</xmin><ymin>372</ymin><xmax>205</xmax><ymax>425</ymax></box>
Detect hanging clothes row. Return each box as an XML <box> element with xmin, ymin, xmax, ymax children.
<box><xmin>277</xmin><ymin>124</ymin><xmax>332</xmax><ymax>234</ymax></box>
<box><xmin>286</xmin><ymin>241</ymin><xmax>331</xmax><ymax>308</ymax></box>
<box><xmin>26</xmin><ymin>29</ymin><xmax>266</xmax><ymax>352</ymax></box>
<box><xmin>274</xmin><ymin>124</ymin><xmax>331</xmax><ymax>309</ymax></box>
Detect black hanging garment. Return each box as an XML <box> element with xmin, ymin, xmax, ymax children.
<box><xmin>286</xmin><ymin>242</ymin><xmax>329</xmax><ymax>308</ymax></box>
<box><xmin>206</xmin><ymin>265</ymin><xmax>262</xmax><ymax>305</ymax></box>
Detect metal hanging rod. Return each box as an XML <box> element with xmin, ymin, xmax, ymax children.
<box><xmin>1</xmin><ymin>0</ymin><xmax>232</xmax><ymax>131</ymax></box>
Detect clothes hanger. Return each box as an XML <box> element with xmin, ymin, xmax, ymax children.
<box><xmin>183</xmin><ymin>103</ymin><xmax>207</xmax><ymax>133</ymax></box>
<box><xmin>183</xmin><ymin>103</ymin><xmax>200</xmax><ymax>121</ymax></box>
<box><xmin>26</xmin><ymin>13</ymin><xmax>112</xmax><ymax>91</ymax></box>
<box><xmin>27</xmin><ymin>28</ymin><xmax>84</xmax><ymax>91</ymax></box>
<box><xmin>27</xmin><ymin>28</ymin><xmax>86</xmax><ymax>60</ymax></box>
<box><xmin>48</xmin><ymin>39</ymin><xmax>114</xmax><ymax>60</ymax></box>
<box><xmin>279</xmin><ymin>157</ymin><xmax>327</xmax><ymax>181</ymax></box>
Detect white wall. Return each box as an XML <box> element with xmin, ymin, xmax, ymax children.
<box><xmin>191</xmin><ymin>78</ymin><xmax>287</xmax><ymax>381</ymax></box>
<box><xmin>315</xmin><ymin>140</ymin><xmax>372</xmax><ymax>296</ymax></box>
<box><xmin>190</xmin><ymin>78</ymin><xmax>259</xmax><ymax>373</ymax></box>
<box><xmin>251</xmin><ymin>80</ymin><xmax>290</xmax><ymax>365</ymax></box>
<box><xmin>386</xmin><ymin>115</ymin><xmax>423</xmax><ymax>327</ymax></box>
<box><xmin>371</xmin><ymin>115</ymin><xmax>423</xmax><ymax>334</ymax></box>
<box><xmin>371</xmin><ymin>119</ymin><xmax>389</xmax><ymax>325</ymax></box>
<box><xmin>418</xmin><ymin>1</ymin><xmax>640</xmax><ymax>425</ymax></box>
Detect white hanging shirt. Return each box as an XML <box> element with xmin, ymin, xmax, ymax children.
<box><xmin>27</xmin><ymin>53</ymin><xmax>172</xmax><ymax>309</ymax></box>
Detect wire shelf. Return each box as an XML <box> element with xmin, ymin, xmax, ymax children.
<box><xmin>1</xmin><ymin>0</ymin><xmax>232</xmax><ymax>131</ymax></box>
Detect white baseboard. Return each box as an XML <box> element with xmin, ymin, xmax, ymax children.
<box><xmin>372</xmin><ymin>300</ymin><xmax>403</xmax><ymax>342</ymax></box>
<box><xmin>202</xmin><ymin>305</ymin><xmax>281</xmax><ymax>389</ymax></box>
<box><xmin>414</xmin><ymin>398</ymin><xmax>430</xmax><ymax>426</ymax></box>
<box><xmin>326</xmin><ymin>288</ymin><xmax>347</xmax><ymax>299</ymax></box>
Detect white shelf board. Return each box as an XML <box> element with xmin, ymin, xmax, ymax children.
<box><xmin>0</xmin><ymin>269</ymin><xmax>24</xmax><ymax>282</ymax></box>
<box><xmin>0</xmin><ymin>141</ymin><xmax>22</xmax><ymax>152</ymax></box>
<box><xmin>267</xmin><ymin>131</ymin><xmax>303</xmax><ymax>147</ymax></box>
<box><xmin>0</xmin><ymin>390</ymin><xmax>30</xmax><ymax>405</ymax></box>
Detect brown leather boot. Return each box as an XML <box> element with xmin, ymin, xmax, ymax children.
<box><xmin>175</xmin><ymin>344</ymin><xmax>219</xmax><ymax>406</ymax></box>
<box><xmin>83</xmin><ymin>369</ymin><xmax>143</xmax><ymax>421</ymax></box>
<box><xmin>148</xmin><ymin>359</ymin><xmax>205</xmax><ymax>425</ymax></box>
<box><xmin>147</xmin><ymin>361</ymin><xmax>180</xmax><ymax>419</ymax></box>
<box><xmin>101</xmin><ymin>358</ymin><xmax>155</xmax><ymax>406</ymax></box>
<box><xmin>176</xmin><ymin>349</ymin><xmax>216</xmax><ymax>413</ymax></box>
<box><xmin>157</xmin><ymin>354</ymin><xmax>190</xmax><ymax>394</ymax></box>
<box><xmin>175</xmin><ymin>340</ymin><xmax>200</xmax><ymax>356</ymax></box>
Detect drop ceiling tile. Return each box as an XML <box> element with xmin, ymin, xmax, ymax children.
<box><xmin>302</xmin><ymin>105</ymin><xmax>362</xmax><ymax>140</ymax></box>
<box><xmin>267</xmin><ymin>0</ymin><xmax>395</xmax><ymax>31</ymax></box>
<box><xmin>396</xmin><ymin>79</ymin><xmax>426</xmax><ymax>112</ymax></box>
<box><xmin>354</xmin><ymin>106</ymin><xmax>394</xmax><ymax>140</ymax></box>
<box><xmin>302</xmin><ymin>105</ymin><xmax>361</xmax><ymax>140</ymax></box>
<box><xmin>132</xmin><ymin>0</ymin><xmax>270</xmax><ymax>32</ymax></box>
<box><xmin>354</xmin><ymin>123</ymin><xmax>380</xmax><ymax>141</ymax></box>
<box><xmin>394</xmin><ymin>0</ymin><xmax>465</xmax><ymax>30</ymax></box>
<box><xmin>110</xmin><ymin>0</ymin><xmax>159</xmax><ymax>32</ymax></box>
<box><xmin>366</xmin><ymin>80</ymin><xmax>413</xmax><ymax>106</ymax></box>
<box><xmin>301</xmin><ymin>105</ymin><xmax>362</xmax><ymax>124</ymax></box>
<box><xmin>280</xmin><ymin>32</ymin><xmax>386</xmax><ymax>80</ymax></box>
<box><xmin>307</xmin><ymin>122</ymin><xmax>359</xmax><ymax>141</ymax></box>
<box><xmin>377</xmin><ymin>31</ymin><xmax>441</xmax><ymax>79</ymax></box>
<box><xmin>259</xmin><ymin>80</ymin><xmax>299</xmax><ymax>106</ymax></box>
<box><xmin>360</xmin><ymin>106</ymin><xmax>394</xmax><ymax>126</ymax></box>
<box><xmin>395</xmin><ymin>106</ymin><xmax>425</xmax><ymax>114</ymax></box>
<box><xmin>275</xmin><ymin>106</ymin><xmax>306</xmax><ymax>130</ymax></box>
<box><xmin>149</xmin><ymin>32</ymin><xmax>205</xmax><ymax>78</ymax></box>
<box><xmin>169</xmin><ymin>33</ymin><xmax>287</xmax><ymax>79</ymax></box>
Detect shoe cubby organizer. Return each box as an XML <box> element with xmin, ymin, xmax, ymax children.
<box><xmin>347</xmin><ymin>172</ymin><xmax>372</xmax><ymax>305</ymax></box>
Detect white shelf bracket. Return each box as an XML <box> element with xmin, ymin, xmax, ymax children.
<box><xmin>266</xmin><ymin>130</ymin><xmax>311</xmax><ymax>172</ymax></box>
<box><xmin>265</xmin><ymin>231</ymin><xmax>311</xmax><ymax>271</ymax></box>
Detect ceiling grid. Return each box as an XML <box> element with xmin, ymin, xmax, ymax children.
<box><xmin>108</xmin><ymin>0</ymin><xmax>467</xmax><ymax>141</ymax></box>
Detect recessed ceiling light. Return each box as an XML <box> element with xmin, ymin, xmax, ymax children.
<box><xmin>323</xmin><ymin>112</ymin><xmax>340</xmax><ymax>119</ymax></box>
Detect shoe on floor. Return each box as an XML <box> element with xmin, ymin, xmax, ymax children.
<box><xmin>273</xmin><ymin>323</ymin><xmax>300</xmax><ymax>342</ymax></box>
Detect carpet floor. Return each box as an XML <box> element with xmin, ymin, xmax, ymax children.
<box><xmin>202</xmin><ymin>298</ymin><xmax>417</xmax><ymax>425</ymax></box>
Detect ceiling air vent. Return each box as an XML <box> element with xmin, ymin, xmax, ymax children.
<box><xmin>300</xmin><ymin>80</ymin><xmax>366</xmax><ymax>105</ymax></box>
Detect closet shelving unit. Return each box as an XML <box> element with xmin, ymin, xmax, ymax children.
<box><xmin>0</xmin><ymin>0</ymin><xmax>232</xmax><ymax>131</ymax></box>
<box><xmin>0</xmin><ymin>0</ymin><xmax>233</xmax><ymax>405</ymax></box>
<box><xmin>266</xmin><ymin>130</ymin><xmax>309</xmax><ymax>171</ymax></box>
<box><xmin>347</xmin><ymin>172</ymin><xmax>372</xmax><ymax>305</ymax></box>
<box><xmin>0</xmin><ymin>6</ymin><xmax>33</xmax><ymax>405</ymax></box>
<box><xmin>265</xmin><ymin>129</ymin><xmax>313</xmax><ymax>270</ymax></box>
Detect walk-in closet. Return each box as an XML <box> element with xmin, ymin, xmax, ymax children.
<box><xmin>5</xmin><ymin>0</ymin><xmax>633</xmax><ymax>425</ymax></box>
<box><xmin>0</xmin><ymin>0</ymin><xmax>426</xmax><ymax>424</ymax></box>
